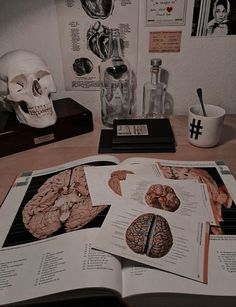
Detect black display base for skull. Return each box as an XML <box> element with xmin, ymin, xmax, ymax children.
<box><xmin>0</xmin><ymin>98</ymin><xmax>93</xmax><ymax>157</ymax></box>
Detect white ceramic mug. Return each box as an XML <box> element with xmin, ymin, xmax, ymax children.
<box><xmin>188</xmin><ymin>104</ymin><xmax>225</xmax><ymax>147</ymax></box>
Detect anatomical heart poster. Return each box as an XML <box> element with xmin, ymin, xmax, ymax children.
<box><xmin>55</xmin><ymin>0</ymin><xmax>139</xmax><ymax>91</ymax></box>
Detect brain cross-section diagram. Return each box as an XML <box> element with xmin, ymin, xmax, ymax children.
<box><xmin>22</xmin><ymin>166</ymin><xmax>107</xmax><ymax>239</ymax></box>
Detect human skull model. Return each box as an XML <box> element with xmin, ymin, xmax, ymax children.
<box><xmin>0</xmin><ymin>50</ymin><xmax>57</xmax><ymax>128</ymax></box>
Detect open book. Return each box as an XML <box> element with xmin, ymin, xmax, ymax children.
<box><xmin>0</xmin><ymin>155</ymin><xmax>236</xmax><ymax>307</ymax></box>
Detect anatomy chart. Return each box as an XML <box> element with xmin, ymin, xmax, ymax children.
<box><xmin>55</xmin><ymin>0</ymin><xmax>139</xmax><ymax>91</ymax></box>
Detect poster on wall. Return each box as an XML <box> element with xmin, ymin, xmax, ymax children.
<box><xmin>146</xmin><ymin>0</ymin><xmax>187</xmax><ymax>26</ymax></box>
<box><xmin>55</xmin><ymin>0</ymin><xmax>139</xmax><ymax>91</ymax></box>
<box><xmin>192</xmin><ymin>0</ymin><xmax>236</xmax><ymax>36</ymax></box>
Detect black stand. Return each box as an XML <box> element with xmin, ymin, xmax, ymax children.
<box><xmin>0</xmin><ymin>98</ymin><xmax>93</xmax><ymax>157</ymax></box>
<box><xmin>98</xmin><ymin>118</ymin><xmax>176</xmax><ymax>153</ymax></box>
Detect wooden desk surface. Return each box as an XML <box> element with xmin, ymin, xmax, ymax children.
<box><xmin>0</xmin><ymin>115</ymin><xmax>236</xmax><ymax>205</ymax></box>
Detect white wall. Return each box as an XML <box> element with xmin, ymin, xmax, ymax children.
<box><xmin>136</xmin><ymin>1</ymin><xmax>236</xmax><ymax>115</ymax></box>
<box><xmin>0</xmin><ymin>0</ymin><xmax>235</xmax><ymax>116</ymax></box>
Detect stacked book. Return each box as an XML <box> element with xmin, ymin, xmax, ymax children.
<box><xmin>98</xmin><ymin>118</ymin><xmax>176</xmax><ymax>153</ymax></box>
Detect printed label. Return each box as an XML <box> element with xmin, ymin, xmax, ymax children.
<box><xmin>117</xmin><ymin>124</ymin><xmax>149</xmax><ymax>136</ymax></box>
<box><xmin>34</xmin><ymin>134</ymin><xmax>55</xmax><ymax>145</ymax></box>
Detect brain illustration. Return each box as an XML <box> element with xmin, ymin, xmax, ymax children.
<box><xmin>126</xmin><ymin>213</ymin><xmax>173</xmax><ymax>258</ymax></box>
<box><xmin>22</xmin><ymin>166</ymin><xmax>107</xmax><ymax>239</ymax></box>
<box><xmin>145</xmin><ymin>184</ymin><xmax>180</xmax><ymax>212</ymax></box>
<box><xmin>108</xmin><ymin>170</ymin><xmax>134</xmax><ymax>196</ymax></box>
<box><xmin>159</xmin><ymin>165</ymin><xmax>233</xmax><ymax>219</ymax></box>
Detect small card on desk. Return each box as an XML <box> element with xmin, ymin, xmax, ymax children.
<box><xmin>98</xmin><ymin>118</ymin><xmax>176</xmax><ymax>153</ymax></box>
<box><xmin>112</xmin><ymin>118</ymin><xmax>175</xmax><ymax>144</ymax></box>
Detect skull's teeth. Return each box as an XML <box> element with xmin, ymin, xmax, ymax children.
<box><xmin>28</xmin><ymin>104</ymin><xmax>54</xmax><ymax>117</ymax></box>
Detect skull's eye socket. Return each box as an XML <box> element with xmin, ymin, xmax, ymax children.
<box><xmin>36</xmin><ymin>71</ymin><xmax>56</xmax><ymax>92</ymax></box>
<box><xmin>35</xmin><ymin>70</ymin><xmax>50</xmax><ymax>81</ymax></box>
<box><xmin>10</xmin><ymin>74</ymin><xmax>27</xmax><ymax>92</ymax></box>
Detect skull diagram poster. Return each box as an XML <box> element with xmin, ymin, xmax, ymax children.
<box><xmin>55</xmin><ymin>0</ymin><xmax>139</xmax><ymax>91</ymax></box>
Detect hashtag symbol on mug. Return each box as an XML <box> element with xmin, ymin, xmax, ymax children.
<box><xmin>189</xmin><ymin>119</ymin><xmax>203</xmax><ymax>140</ymax></box>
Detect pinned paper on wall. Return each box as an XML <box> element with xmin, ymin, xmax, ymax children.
<box><xmin>149</xmin><ymin>31</ymin><xmax>182</xmax><ymax>53</ymax></box>
<box><xmin>146</xmin><ymin>0</ymin><xmax>187</xmax><ymax>26</ymax></box>
<box><xmin>55</xmin><ymin>0</ymin><xmax>139</xmax><ymax>91</ymax></box>
<box><xmin>191</xmin><ymin>0</ymin><xmax>236</xmax><ymax>37</ymax></box>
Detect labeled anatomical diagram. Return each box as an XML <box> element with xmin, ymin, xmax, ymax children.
<box><xmin>108</xmin><ymin>170</ymin><xmax>134</xmax><ymax>196</ymax></box>
<box><xmin>126</xmin><ymin>213</ymin><xmax>173</xmax><ymax>258</ymax></box>
<box><xmin>145</xmin><ymin>184</ymin><xmax>180</xmax><ymax>212</ymax></box>
<box><xmin>81</xmin><ymin>0</ymin><xmax>114</xmax><ymax>19</ymax></box>
<box><xmin>159</xmin><ymin>165</ymin><xmax>232</xmax><ymax>220</ymax></box>
<box><xmin>87</xmin><ymin>21</ymin><xmax>111</xmax><ymax>60</ymax></box>
<box><xmin>22</xmin><ymin>166</ymin><xmax>107</xmax><ymax>239</ymax></box>
<box><xmin>73</xmin><ymin>58</ymin><xmax>93</xmax><ymax>76</ymax></box>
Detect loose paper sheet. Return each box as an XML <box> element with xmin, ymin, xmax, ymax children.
<box><xmin>84</xmin><ymin>163</ymin><xmax>158</xmax><ymax>206</ymax></box>
<box><xmin>120</xmin><ymin>175</ymin><xmax>215</xmax><ymax>224</ymax></box>
<box><xmin>94</xmin><ymin>200</ymin><xmax>209</xmax><ymax>283</ymax></box>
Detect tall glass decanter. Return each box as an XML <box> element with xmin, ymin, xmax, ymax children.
<box><xmin>142</xmin><ymin>58</ymin><xmax>166</xmax><ymax>118</ymax></box>
<box><xmin>99</xmin><ymin>28</ymin><xmax>132</xmax><ymax>127</ymax></box>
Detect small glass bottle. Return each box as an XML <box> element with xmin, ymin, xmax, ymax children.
<box><xmin>142</xmin><ymin>58</ymin><xmax>166</xmax><ymax>119</ymax></box>
<box><xmin>99</xmin><ymin>28</ymin><xmax>132</xmax><ymax>127</ymax></box>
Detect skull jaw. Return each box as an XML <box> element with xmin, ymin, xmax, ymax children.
<box><xmin>12</xmin><ymin>103</ymin><xmax>57</xmax><ymax>129</ymax></box>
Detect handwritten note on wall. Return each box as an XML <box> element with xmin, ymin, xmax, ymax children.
<box><xmin>146</xmin><ymin>0</ymin><xmax>187</xmax><ymax>26</ymax></box>
<box><xmin>149</xmin><ymin>31</ymin><xmax>182</xmax><ymax>53</ymax></box>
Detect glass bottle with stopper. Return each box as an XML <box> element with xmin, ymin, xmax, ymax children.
<box><xmin>99</xmin><ymin>28</ymin><xmax>132</xmax><ymax>127</ymax></box>
<box><xmin>142</xmin><ymin>58</ymin><xmax>166</xmax><ymax>119</ymax></box>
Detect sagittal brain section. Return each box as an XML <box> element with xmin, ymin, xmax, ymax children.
<box><xmin>22</xmin><ymin>166</ymin><xmax>107</xmax><ymax>239</ymax></box>
<box><xmin>145</xmin><ymin>184</ymin><xmax>180</xmax><ymax>212</ymax></box>
<box><xmin>108</xmin><ymin>170</ymin><xmax>134</xmax><ymax>196</ymax></box>
<box><xmin>126</xmin><ymin>213</ymin><xmax>173</xmax><ymax>258</ymax></box>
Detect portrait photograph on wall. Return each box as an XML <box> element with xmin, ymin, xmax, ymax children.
<box><xmin>192</xmin><ymin>0</ymin><xmax>236</xmax><ymax>36</ymax></box>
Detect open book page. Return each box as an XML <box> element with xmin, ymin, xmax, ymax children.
<box><xmin>89</xmin><ymin>157</ymin><xmax>235</xmax><ymax>231</ymax></box>
<box><xmin>94</xmin><ymin>200</ymin><xmax>209</xmax><ymax>283</ymax></box>
<box><xmin>84</xmin><ymin>163</ymin><xmax>158</xmax><ymax>206</ymax></box>
<box><xmin>120</xmin><ymin>175</ymin><xmax>215</xmax><ymax>224</ymax></box>
<box><xmin>0</xmin><ymin>155</ymin><xmax>122</xmax><ymax>306</ymax></box>
<box><xmin>122</xmin><ymin>235</ymin><xmax>236</xmax><ymax>302</ymax></box>
<box><xmin>154</xmin><ymin>159</ymin><xmax>236</xmax><ymax>230</ymax></box>
<box><xmin>0</xmin><ymin>230</ymin><xmax>122</xmax><ymax>305</ymax></box>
